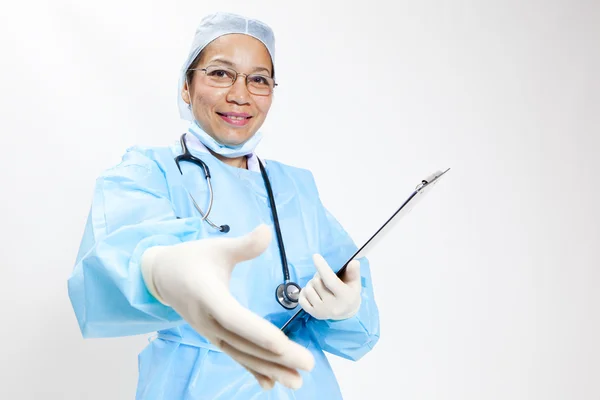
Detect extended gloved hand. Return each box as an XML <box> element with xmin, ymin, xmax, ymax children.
<box><xmin>140</xmin><ymin>224</ymin><xmax>314</xmax><ymax>391</ymax></box>
<box><xmin>298</xmin><ymin>254</ymin><xmax>362</xmax><ymax>321</ymax></box>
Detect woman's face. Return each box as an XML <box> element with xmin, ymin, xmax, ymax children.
<box><xmin>182</xmin><ymin>34</ymin><xmax>274</xmax><ymax>147</ymax></box>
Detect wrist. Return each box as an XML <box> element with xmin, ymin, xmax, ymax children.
<box><xmin>333</xmin><ymin>297</ymin><xmax>361</xmax><ymax>321</ymax></box>
<box><xmin>141</xmin><ymin>246</ymin><xmax>169</xmax><ymax>305</ymax></box>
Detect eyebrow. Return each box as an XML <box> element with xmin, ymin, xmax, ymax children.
<box><xmin>208</xmin><ymin>58</ymin><xmax>271</xmax><ymax>75</ymax></box>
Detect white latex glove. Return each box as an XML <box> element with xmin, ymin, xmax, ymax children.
<box><xmin>298</xmin><ymin>254</ymin><xmax>362</xmax><ymax>321</ymax></box>
<box><xmin>141</xmin><ymin>224</ymin><xmax>314</xmax><ymax>391</ymax></box>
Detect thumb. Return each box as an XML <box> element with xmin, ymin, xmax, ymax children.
<box><xmin>342</xmin><ymin>260</ymin><xmax>362</xmax><ymax>288</ymax></box>
<box><xmin>221</xmin><ymin>224</ymin><xmax>273</xmax><ymax>264</ymax></box>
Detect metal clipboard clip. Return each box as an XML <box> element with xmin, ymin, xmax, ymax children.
<box><xmin>416</xmin><ymin>168</ymin><xmax>451</xmax><ymax>191</ymax></box>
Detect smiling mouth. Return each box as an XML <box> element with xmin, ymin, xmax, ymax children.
<box><xmin>217</xmin><ymin>112</ymin><xmax>252</xmax><ymax>126</ymax></box>
<box><xmin>216</xmin><ymin>112</ymin><xmax>252</xmax><ymax>120</ymax></box>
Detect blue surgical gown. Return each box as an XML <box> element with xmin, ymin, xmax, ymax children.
<box><xmin>68</xmin><ymin>140</ymin><xmax>380</xmax><ymax>399</ymax></box>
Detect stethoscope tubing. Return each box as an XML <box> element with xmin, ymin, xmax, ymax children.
<box><xmin>175</xmin><ymin>133</ymin><xmax>300</xmax><ymax>308</ymax></box>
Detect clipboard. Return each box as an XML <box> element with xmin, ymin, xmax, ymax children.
<box><xmin>280</xmin><ymin>168</ymin><xmax>451</xmax><ymax>334</ymax></box>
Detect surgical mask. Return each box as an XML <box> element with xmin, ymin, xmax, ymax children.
<box><xmin>187</xmin><ymin>120</ymin><xmax>263</xmax><ymax>158</ymax></box>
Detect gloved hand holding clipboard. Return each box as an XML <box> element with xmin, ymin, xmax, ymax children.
<box><xmin>280</xmin><ymin>168</ymin><xmax>451</xmax><ymax>334</ymax></box>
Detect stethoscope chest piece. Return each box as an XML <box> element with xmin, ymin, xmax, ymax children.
<box><xmin>275</xmin><ymin>281</ymin><xmax>301</xmax><ymax>310</ymax></box>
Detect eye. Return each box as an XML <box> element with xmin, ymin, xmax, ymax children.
<box><xmin>249</xmin><ymin>75</ymin><xmax>269</xmax><ymax>85</ymax></box>
<box><xmin>207</xmin><ymin>69</ymin><xmax>234</xmax><ymax>80</ymax></box>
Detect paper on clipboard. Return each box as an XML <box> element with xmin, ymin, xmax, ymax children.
<box><xmin>280</xmin><ymin>168</ymin><xmax>451</xmax><ymax>334</ymax></box>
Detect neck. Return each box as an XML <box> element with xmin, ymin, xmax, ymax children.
<box><xmin>209</xmin><ymin>150</ymin><xmax>248</xmax><ymax>169</ymax></box>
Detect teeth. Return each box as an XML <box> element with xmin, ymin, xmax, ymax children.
<box><xmin>227</xmin><ymin>115</ymin><xmax>246</xmax><ymax>120</ymax></box>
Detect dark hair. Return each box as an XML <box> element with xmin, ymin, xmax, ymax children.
<box><xmin>185</xmin><ymin>50</ymin><xmax>204</xmax><ymax>85</ymax></box>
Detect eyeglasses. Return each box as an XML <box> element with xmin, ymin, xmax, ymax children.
<box><xmin>189</xmin><ymin>65</ymin><xmax>277</xmax><ymax>96</ymax></box>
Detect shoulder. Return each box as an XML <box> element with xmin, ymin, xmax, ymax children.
<box><xmin>95</xmin><ymin>143</ymin><xmax>180</xmax><ymax>194</ymax></box>
<box><xmin>262</xmin><ymin>158</ymin><xmax>319</xmax><ymax>189</ymax></box>
<box><xmin>101</xmin><ymin>143</ymin><xmax>178</xmax><ymax>176</ymax></box>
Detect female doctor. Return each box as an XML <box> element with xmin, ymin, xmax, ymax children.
<box><xmin>68</xmin><ymin>11</ymin><xmax>380</xmax><ymax>399</ymax></box>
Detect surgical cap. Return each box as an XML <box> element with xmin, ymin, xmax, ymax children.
<box><xmin>177</xmin><ymin>12</ymin><xmax>276</xmax><ymax>121</ymax></box>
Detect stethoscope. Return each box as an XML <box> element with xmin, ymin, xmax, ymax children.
<box><xmin>174</xmin><ymin>133</ymin><xmax>302</xmax><ymax>310</ymax></box>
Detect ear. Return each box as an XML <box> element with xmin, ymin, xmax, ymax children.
<box><xmin>181</xmin><ymin>80</ymin><xmax>191</xmax><ymax>104</ymax></box>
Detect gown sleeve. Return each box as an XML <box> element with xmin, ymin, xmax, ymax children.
<box><xmin>67</xmin><ymin>147</ymin><xmax>202</xmax><ymax>338</ymax></box>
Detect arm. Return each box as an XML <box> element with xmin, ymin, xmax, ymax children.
<box><xmin>67</xmin><ymin>147</ymin><xmax>202</xmax><ymax>338</ymax></box>
<box><xmin>304</xmin><ymin>207</ymin><xmax>381</xmax><ymax>361</ymax></box>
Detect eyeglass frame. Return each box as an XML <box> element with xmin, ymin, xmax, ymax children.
<box><xmin>187</xmin><ymin>65</ymin><xmax>278</xmax><ymax>96</ymax></box>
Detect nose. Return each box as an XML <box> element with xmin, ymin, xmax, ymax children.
<box><xmin>226</xmin><ymin>75</ymin><xmax>251</xmax><ymax>105</ymax></box>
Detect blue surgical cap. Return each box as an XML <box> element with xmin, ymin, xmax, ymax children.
<box><xmin>177</xmin><ymin>12</ymin><xmax>276</xmax><ymax>121</ymax></box>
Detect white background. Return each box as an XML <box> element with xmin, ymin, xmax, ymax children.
<box><xmin>1</xmin><ymin>0</ymin><xmax>599</xmax><ymax>399</ymax></box>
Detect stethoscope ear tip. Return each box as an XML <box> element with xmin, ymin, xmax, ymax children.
<box><xmin>220</xmin><ymin>225</ymin><xmax>230</xmax><ymax>233</ymax></box>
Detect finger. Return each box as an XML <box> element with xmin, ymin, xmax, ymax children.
<box><xmin>311</xmin><ymin>275</ymin><xmax>335</xmax><ymax>301</ymax></box>
<box><xmin>299</xmin><ymin>294</ymin><xmax>327</xmax><ymax>320</ymax></box>
<box><xmin>221</xmin><ymin>224</ymin><xmax>273</xmax><ymax>264</ymax></box>
<box><xmin>312</xmin><ymin>254</ymin><xmax>344</xmax><ymax>294</ymax></box>
<box><xmin>243</xmin><ymin>366</ymin><xmax>275</xmax><ymax>391</ymax></box>
<box><xmin>214</xmin><ymin>297</ymin><xmax>315</xmax><ymax>371</ymax></box>
<box><xmin>342</xmin><ymin>260</ymin><xmax>362</xmax><ymax>288</ymax></box>
<box><xmin>302</xmin><ymin>284</ymin><xmax>323</xmax><ymax>307</ymax></box>
<box><xmin>220</xmin><ymin>341</ymin><xmax>304</xmax><ymax>390</ymax></box>
<box><xmin>299</xmin><ymin>284</ymin><xmax>314</xmax><ymax>308</ymax></box>
<box><xmin>213</xmin><ymin>321</ymin><xmax>316</xmax><ymax>372</ymax></box>
<box><xmin>299</xmin><ymin>294</ymin><xmax>318</xmax><ymax>317</ymax></box>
